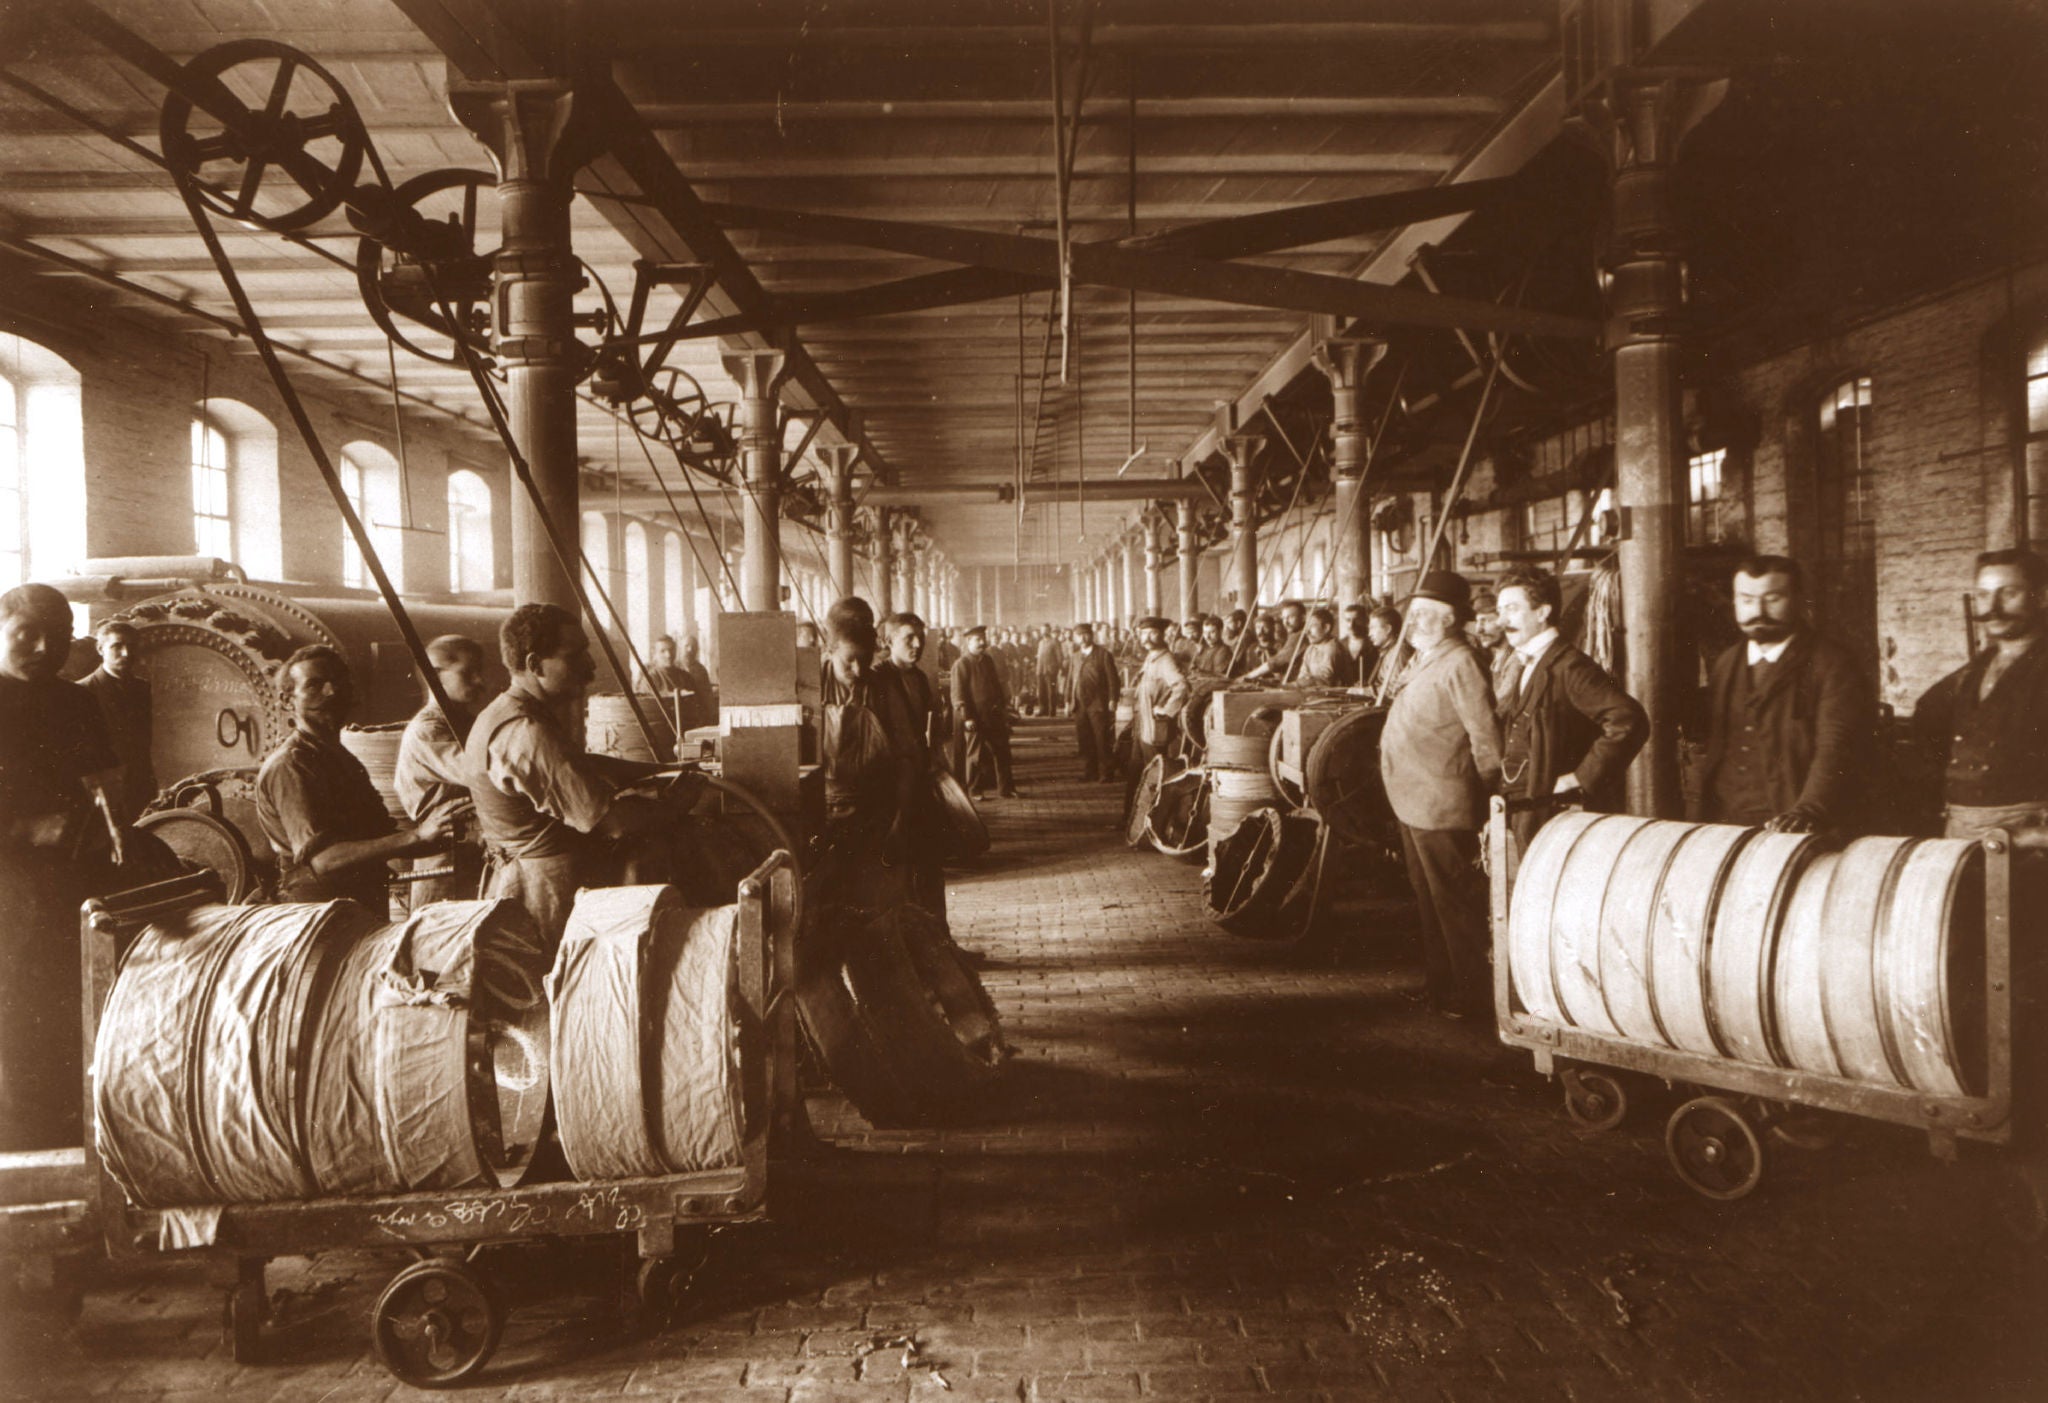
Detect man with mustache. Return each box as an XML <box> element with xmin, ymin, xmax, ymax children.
<box><xmin>257</xmin><ymin>644</ymin><xmax>456</xmax><ymax>912</ymax></box>
<box><xmin>1691</xmin><ymin>556</ymin><xmax>1870</xmax><ymax>832</ymax></box>
<box><xmin>1912</xmin><ymin>549</ymin><xmax>2048</xmax><ymax>841</ymax></box>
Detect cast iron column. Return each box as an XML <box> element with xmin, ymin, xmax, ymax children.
<box><xmin>1224</xmin><ymin>431</ymin><xmax>1266</xmax><ymax>612</ymax></box>
<box><xmin>1314</xmin><ymin>335</ymin><xmax>1387</xmax><ymax>609</ymax></box>
<box><xmin>1142</xmin><ymin>515</ymin><xmax>1164</xmax><ymax>617</ymax></box>
<box><xmin>1572</xmin><ymin>49</ymin><xmax>1727</xmax><ymax>816</ymax></box>
<box><xmin>873</xmin><ymin>507</ymin><xmax>895</xmax><ymax>617</ymax></box>
<box><xmin>450</xmin><ymin>80</ymin><xmax>594</xmax><ymax>609</ymax></box>
<box><xmin>1176</xmin><ymin>499</ymin><xmax>1200</xmax><ymax>620</ymax></box>
<box><xmin>723</xmin><ymin>347</ymin><xmax>787</xmax><ymax>612</ymax></box>
<box><xmin>819</xmin><ymin>444</ymin><xmax>859</xmax><ymax>599</ymax></box>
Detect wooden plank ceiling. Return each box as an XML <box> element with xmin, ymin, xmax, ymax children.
<box><xmin>0</xmin><ymin>0</ymin><xmax>1564</xmax><ymax>568</ymax></box>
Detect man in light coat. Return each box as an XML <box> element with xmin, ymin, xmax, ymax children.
<box><xmin>1379</xmin><ymin>571</ymin><xmax>1503</xmax><ymax>1020</ymax></box>
<box><xmin>1125</xmin><ymin>616</ymin><xmax>1190</xmax><ymax>813</ymax></box>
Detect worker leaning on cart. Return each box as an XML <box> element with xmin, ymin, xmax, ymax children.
<box><xmin>1493</xmin><ymin>568</ymin><xmax>1647</xmax><ymax>852</ymax></box>
<box><xmin>463</xmin><ymin>603</ymin><xmax>676</xmax><ymax>949</ymax></box>
<box><xmin>255</xmin><ymin>644</ymin><xmax>457</xmax><ymax>913</ymax></box>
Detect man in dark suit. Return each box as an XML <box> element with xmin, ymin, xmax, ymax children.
<box><xmin>80</xmin><ymin>618</ymin><xmax>155</xmax><ymax>823</ymax></box>
<box><xmin>1494</xmin><ymin>569</ymin><xmax>1647</xmax><ymax>851</ymax></box>
<box><xmin>1069</xmin><ymin>623</ymin><xmax>1120</xmax><ymax>783</ymax></box>
<box><xmin>1379</xmin><ymin>571</ymin><xmax>1502</xmax><ymax>1020</ymax></box>
<box><xmin>1691</xmin><ymin>555</ymin><xmax>1870</xmax><ymax>833</ymax></box>
<box><xmin>951</xmin><ymin>625</ymin><xmax>1017</xmax><ymax>797</ymax></box>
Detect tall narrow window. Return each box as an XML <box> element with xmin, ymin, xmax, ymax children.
<box><xmin>663</xmin><ymin>533</ymin><xmax>686</xmax><ymax>642</ymax></box>
<box><xmin>191</xmin><ymin>417</ymin><xmax>233</xmax><ymax>560</ymax></box>
<box><xmin>1815</xmin><ymin>375</ymin><xmax>1877</xmax><ymax>668</ymax></box>
<box><xmin>447</xmin><ymin>469</ymin><xmax>494</xmax><ymax>593</ymax></box>
<box><xmin>2025</xmin><ymin>337</ymin><xmax>2048</xmax><ymax>544</ymax></box>
<box><xmin>581</xmin><ymin>511</ymin><xmax>611</xmax><ymax>602</ymax></box>
<box><xmin>624</xmin><ymin>522</ymin><xmax>651</xmax><ymax>653</ymax></box>
<box><xmin>339</xmin><ymin>453</ymin><xmax>369</xmax><ymax>589</ymax></box>
<box><xmin>1817</xmin><ymin>377</ymin><xmax>1875</xmax><ymax>561</ymax></box>
<box><xmin>0</xmin><ymin>372</ymin><xmax>20</xmax><ymax>586</ymax></box>
<box><xmin>1686</xmin><ymin>447</ymin><xmax>1728</xmax><ymax>546</ymax></box>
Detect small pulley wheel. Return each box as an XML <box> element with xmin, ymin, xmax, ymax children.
<box><xmin>632</xmin><ymin>1256</ymin><xmax>688</xmax><ymax>1333</ymax></box>
<box><xmin>371</xmin><ymin>1258</ymin><xmax>503</xmax><ymax>1387</ymax></box>
<box><xmin>1560</xmin><ymin>1066</ymin><xmax>1629</xmax><ymax>1133</ymax></box>
<box><xmin>159</xmin><ymin>39</ymin><xmax>367</xmax><ymax>231</ymax></box>
<box><xmin>354</xmin><ymin>167</ymin><xmax>498</xmax><ymax>365</ymax></box>
<box><xmin>1665</xmin><ymin>1095</ymin><xmax>1764</xmax><ymax>1201</ymax></box>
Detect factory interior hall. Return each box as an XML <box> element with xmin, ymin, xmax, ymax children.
<box><xmin>1</xmin><ymin>0</ymin><xmax>2047</xmax><ymax>1399</ymax></box>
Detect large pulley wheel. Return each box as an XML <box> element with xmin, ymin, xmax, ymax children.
<box><xmin>159</xmin><ymin>40</ymin><xmax>367</xmax><ymax>232</ymax></box>
<box><xmin>354</xmin><ymin>168</ymin><xmax>498</xmax><ymax>365</ymax></box>
<box><xmin>1560</xmin><ymin>1066</ymin><xmax>1629</xmax><ymax>1132</ymax></box>
<box><xmin>1665</xmin><ymin>1096</ymin><xmax>1764</xmax><ymax>1201</ymax></box>
<box><xmin>371</xmin><ymin>1259</ymin><xmax>503</xmax><ymax>1388</ymax></box>
<box><xmin>1147</xmin><ymin>768</ymin><xmax>1209</xmax><ymax>858</ymax></box>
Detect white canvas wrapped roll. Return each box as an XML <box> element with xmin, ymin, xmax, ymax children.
<box><xmin>549</xmin><ymin>885</ymin><xmax>749</xmax><ymax>1182</ymax></box>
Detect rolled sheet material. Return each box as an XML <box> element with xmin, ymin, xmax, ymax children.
<box><xmin>549</xmin><ymin>885</ymin><xmax>752</xmax><ymax>1182</ymax></box>
<box><xmin>1508</xmin><ymin>818</ymin><xmax>1988</xmax><ymax>1096</ymax></box>
<box><xmin>94</xmin><ymin>898</ymin><xmax>549</xmax><ymax>1209</ymax></box>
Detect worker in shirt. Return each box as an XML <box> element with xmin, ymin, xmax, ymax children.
<box><xmin>463</xmin><ymin>604</ymin><xmax>670</xmax><ymax>948</ymax></box>
<box><xmin>951</xmin><ymin>625</ymin><xmax>1017</xmax><ymax>798</ymax></box>
<box><xmin>1493</xmin><ymin>569</ymin><xmax>1646</xmax><ymax>851</ymax></box>
<box><xmin>1243</xmin><ymin>601</ymin><xmax>1308</xmax><ymax>683</ymax></box>
<box><xmin>1293</xmin><ymin>606</ymin><xmax>1357</xmax><ymax>686</ymax></box>
<box><xmin>1363</xmin><ymin>606</ymin><xmax>1404</xmax><ymax>698</ymax></box>
<box><xmin>393</xmin><ymin>634</ymin><xmax>494</xmax><ymax>904</ymax></box>
<box><xmin>0</xmin><ymin>584</ymin><xmax>138</xmax><ymax>1149</ymax></box>
<box><xmin>1191</xmin><ymin>615</ymin><xmax>1233</xmax><ymax>678</ymax></box>
<box><xmin>1124</xmin><ymin>616</ymin><xmax>1191</xmax><ymax>813</ymax></box>
<box><xmin>257</xmin><ymin>644</ymin><xmax>454</xmax><ymax>915</ymax></box>
<box><xmin>80</xmin><ymin>618</ymin><xmax>155</xmax><ymax>823</ymax></box>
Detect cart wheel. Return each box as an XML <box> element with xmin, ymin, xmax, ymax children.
<box><xmin>1560</xmin><ymin>1066</ymin><xmax>1629</xmax><ymax>1132</ymax></box>
<box><xmin>632</xmin><ymin>1256</ymin><xmax>686</xmax><ymax>1332</ymax></box>
<box><xmin>371</xmin><ymin>1259</ymin><xmax>502</xmax><ymax>1387</ymax></box>
<box><xmin>1665</xmin><ymin>1096</ymin><xmax>1765</xmax><ymax>1200</ymax></box>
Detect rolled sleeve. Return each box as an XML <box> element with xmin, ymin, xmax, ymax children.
<box><xmin>486</xmin><ymin>715</ymin><xmax>614</xmax><ymax>834</ymax></box>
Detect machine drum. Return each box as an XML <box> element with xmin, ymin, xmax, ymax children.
<box><xmin>1205</xmin><ymin>807</ymin><xmax>1321</xmax><ymax>939</ymax></box>
<box><xmin>548</xmin><ymin>885</ymin><xmax>755</xmax><ymax>1181</ymax></box>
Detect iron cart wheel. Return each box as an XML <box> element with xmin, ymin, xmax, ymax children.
<box><xmin>371</xmin><ymin>1258</ymin><xmax>503</xmax><ymax>1387</ymax></box>
<box><xmin>1560</xmin><ymin>1066</ymin><xmax>1629</xmax><ymax>1132</ymax></box>
<box><xmin>631</xmin><ymin>1255</ymin><xmax>689</xmax><ymax>1333</ymax></box>
<box><xmin>1665</xmin><ymin>1095</ymin><xmax>1765</xmax><ymax>1200</ymax></box>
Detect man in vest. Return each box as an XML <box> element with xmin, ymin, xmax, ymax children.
<box><xmin>951</xmin><ymin>625</ymin><xmax>1017</xmax><ymax>798</ymax></box>
<box><xmin>464</xmin><ymin>604</ymin><xmax>668</xmax><ymax>947</ymax></box>
<box><xmin>1069</xmin><ymin>622</ymin><xmax>1121</xmax><ymax>783</ymax></box>
<box><xmin>1493</xmin><ymin>569</ymin><xmax>1647</xmax><ymax>851</ymax></box>
<box><xmin>1691</xmin><ymin>556</ymin><xmax>1869</xmax><ymax>833</ymax></box>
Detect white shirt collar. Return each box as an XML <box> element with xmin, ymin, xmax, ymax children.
<box><xmin>1747</xmin><ymin>636</ymin><xmax>1792</xmax><ymax>665</ymax></box>
<box><xmin>1516</xmin><ymin>627</ymin><xmax>1560</xmax><ymax>666</ymax></box>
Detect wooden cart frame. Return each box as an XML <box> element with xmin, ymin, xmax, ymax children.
<box><xmin>1485</xmin><ymin>798</ymin><xmax>2014</xmax><ymax>1196</ymax></box>
<box><xmin>74</xmin><ymin>853</ymin><xmax>802</xmax><ymax>1385</ymax></box>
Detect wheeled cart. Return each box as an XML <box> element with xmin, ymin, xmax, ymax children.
<box><xmin>77</xmin><ymin>854</ymin><xmax>800</xmax><ymax>1387</ymax></box>
<box><xmin>1486</xmin><ymin>798</ymin><xmax>2015</xmax><ymax>1200</ymax></box>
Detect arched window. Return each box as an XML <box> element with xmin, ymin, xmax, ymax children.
<box><xmin>0</xmin><ymin>370</ymin><xmax>20</xmax><ymax>586</ymax></box>
<box><xmin>624</xmin><ymin>522</ymin><xmax>651</xmax><ymax>653</ymax></box>
<box><xmin>338</xmin><ymin>442</ymin><xmax>404</xmax><ymax>592</ymax></box>
<box><xmin>663</xmin><ymin>533</ymin><xmax>687</xmax><ymax>642</ymax></box>
<box><xmin>447</xmin><ymin>469</ymin><xmax>494</xmax><ymax>593</ymax></box>
<box><xmin>191</xmin><ymin>417</ymin><xmax>232</xmax><ymax>559</ymax></box>
<box><xmin>0</xmin><ymin>335</ymin><xmax>85</xmax><ymax>587</ymax></box>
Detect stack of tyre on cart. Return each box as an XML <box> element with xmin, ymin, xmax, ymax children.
<box><xmin>71</xmin><ymin>796</ymin><xmax>1010</xmax><ymax>1387</ymax></box>
<box><xmin>1124</xmin><ymin>680</ymin><xmax>1406</xmax><ymax>953</ymax></box>
<box><xmin>1489</xmin><ymin>800</ymin><xmax>2018</xmax><ymax>1200</ymax></box>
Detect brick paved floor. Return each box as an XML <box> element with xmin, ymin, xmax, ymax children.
<box><xmin>6</xmin><ymin>717</ymin><xmax>2048</xmax><ymax>1401</ymax></box>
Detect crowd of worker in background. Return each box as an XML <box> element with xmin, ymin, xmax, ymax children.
<box><xmin>5</xmin><ymin>544</ymin><xmax>2048</xmax><ymax>1149</ymax></box>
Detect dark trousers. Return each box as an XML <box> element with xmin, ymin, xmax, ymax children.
<box><xmin>1036</xmin><ymin>670</ymin><xmax>1060</xmax><ymax>716</ymax></box>
<box><xmin>1398</xmin><ymin>823</ymin><xmax>1491</xmax><ymax>1017</ymax></box>
<box><xmin>1075</xmin><ymin>706</ymin><xmax>1114</xmax><ymax>780</ymax></box>
<box><xmin>964</xmin><ymin>723</ymin><xmax>1014</xmax><ymax>794</ymax></box>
